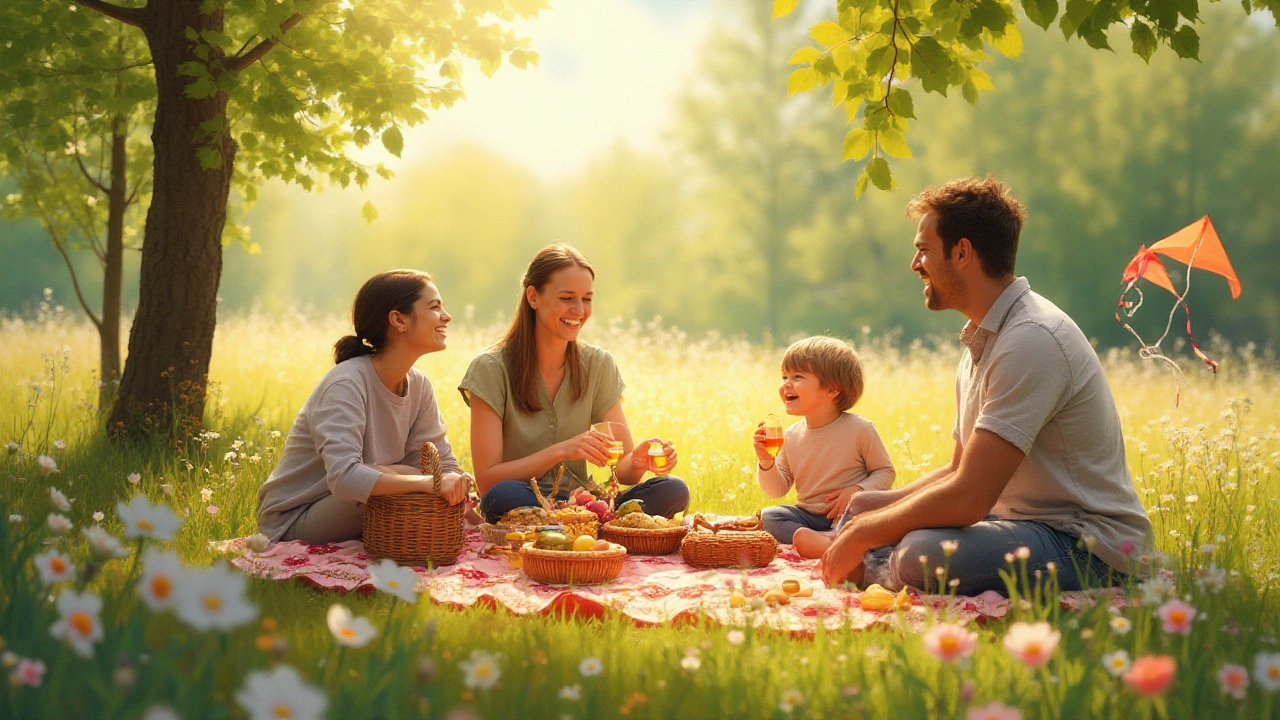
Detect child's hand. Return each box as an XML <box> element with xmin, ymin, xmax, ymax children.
<box><xmin>824</xmin><ymin>486</ymin><xmax>860</xmax><ymax>520</ymax></box>
<box><xmin>752</xmin><ymin>422</ymin><xmax>774</xmax><ymax>467</ymax></box>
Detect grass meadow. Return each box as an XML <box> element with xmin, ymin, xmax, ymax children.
<box><xmin>2</xmin><ymin>306</ymin><xmax>1278</xmax><ymax>719</ymax></box>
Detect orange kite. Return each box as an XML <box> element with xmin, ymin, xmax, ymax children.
<box><xmin>1116</xmin><ymin>216</ymin><xmax>1241</xmax><ymax>374</ymax></box>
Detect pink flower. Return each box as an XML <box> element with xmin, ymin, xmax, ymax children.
<box><xmin>10</xmin><ymin>658</ymin><xmax>46</xmax><ymax>687</ymax></box>
<box><xmin>1123</xmin><ymin>655</ymin><xmax>1177</xmax><ymax>697</ymax></box>
<box><xmin>966</xmin><ymin>702</ymin><xmax>1022</xmax><ymax>720</ymax></box>
<box><xmin>923</xmin><ymin>623</ymin><xmax>978</xmax><ymax>663</ymax></box>
<box><xmin>1121</xmin><ymin>540</ymin><xmax>1136</xmax><ymax>555</ymax></box>
<box><xmin>1157</xmin><ymin>599</ymin><xmax>1196</xmax><ymax>635</ymax></box>
<box><xmin>206</xmin><ymin>505</ymin><xmax>219</xmax><ymax>515</ymax></box>
<box><xmin>960</xmin><ymin>679</ymin><xmax>975</xmax><ymax>703</ymax></box>
<box><xmin>1219</xmin><ymin>663</ymin><xmax>1249</xmax><ymax>700</ymax></box>
<box><xmin>1002</xmin><ymin>621</ymin><xmax>1061</xmax><ymax>669</ymax></box>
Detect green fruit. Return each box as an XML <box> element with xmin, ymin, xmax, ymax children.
<box><xmin>615</xmin><ymin>499</ymin><xmax>645</xmax><ymax>516</ymax></box>
<box><xmin>534</xmin><ymin>530</ymin><xmax>573</xmax><ymax>551</ymax></box>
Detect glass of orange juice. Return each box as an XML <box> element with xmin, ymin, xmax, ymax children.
<box><xmin>763</xmin><ymin>414</ymin><xmax>784</xmax><ymax>457</ymax></box>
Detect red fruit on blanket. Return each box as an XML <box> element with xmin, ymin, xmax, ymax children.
<box><xmin>585</xmin><ymin>499</ymin><xmax>614</xmax><ymax>522</ymax></box>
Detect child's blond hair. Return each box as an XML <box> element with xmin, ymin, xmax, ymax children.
<box><xmin>781</xmin><ymin>336</ymin><xmax>864</xmax><ymax>412</ymax></box>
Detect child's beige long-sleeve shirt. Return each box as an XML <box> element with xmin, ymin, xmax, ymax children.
<box><xmin>757</xmin><ymin>412</ymin><xmax>895</xmax><ymax>514</ymax></box>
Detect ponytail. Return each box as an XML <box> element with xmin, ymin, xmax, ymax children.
<box><xmin>333</xmin><ymin>335</ymin><xmax>375</xmax><ymax>365</ymax></box>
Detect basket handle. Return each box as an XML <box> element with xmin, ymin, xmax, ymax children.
<box><xmin>420</xmin><ymin>441</ymin><xmax>442</xmax><ymax>493</ymax></box>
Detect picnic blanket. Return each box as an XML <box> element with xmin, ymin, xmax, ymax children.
<box><xmin>214</xmin><ymin>528</ymin><xmax>1087</xmax><ymax>633</ymax></box>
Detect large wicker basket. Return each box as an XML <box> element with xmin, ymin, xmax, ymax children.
<box><xmin>520</xmin><ymin>543</ymin><xmax>626</xmax><ymax>585</ymax></box>
<box><xmin>363</xmin><ymin>442</ymin><xmax>465</xmax><ymax>567</ymax></box>
<box><xmin>601</xmin><ymin>522</ymin><xmax>689</xmax><ymax>556</ymax></box>
<box><xmin>679</xmin><ymin>512</ymin><xmax>778</xmax><ymax>568</ymax></box>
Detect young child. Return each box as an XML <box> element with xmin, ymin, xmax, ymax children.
<box><xmin>753</xmin><ymin>336</ymin><xmax>895</xmax><ymax>558</ymax></box>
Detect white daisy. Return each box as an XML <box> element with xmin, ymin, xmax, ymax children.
<box><xmin>140</xmin><ymin>705</ymin><xmax>181</xmax><ymax>720</ymax></box>
<box><xmin>48</xmin><ymin>589</ymin><xmax>103</xmax><ymax>659</ymax></box>
<box><xmin>680</xmin><ymin>655</ymin><xmax>701</xmax><ymax>671</ymax></box>
<box><xmin>779</xmin><ymin>688</ymin><xmax>803</xmax><ymax>713</ymax></box>
<box><xmin>46</xmin><ymin>513</ymin><xmax>73</xmax><ymax>534</ymax></box>
<box><xmin>117</xmin><ymin>494</ymin><xmax>181</xmax><ymax>541</ymax></box>
<box><xmin>235</xmin><ymin>665</ymin><xmax>327</xmax><ymax>720</ymax></box>
<box><xmin>579</xmin><ymin>656</ymin><xmax>603</xmax><ymax>677</ymax></box>
<box><xmin>727</xmin><ymin>630</ymin><xmax>745</xmax><ymax>645</ymax></box>
<box><xmin>33</xmin><ymin>548</ymin><xmax>75</xmax><ymax>585</ymax></box>
<box><xmin>367</xmin><ymin>559</ymin><xmax>420</xmax><ymax>604</ymax></box>
<box><xmin>1102</xmin><ymin>649</ymin><xmax>1132</xmax><ymax>677</ymax></box>
<box><xmin>127</xmin><ymin>473</ymin><xmax>141</xmax><ymax>487</ymax></box>
<box><xmin>558</xmin><ymin>684</ymin><xmax>582</xmax><ymax>701</ymax></box>
<box><xmin>138</xmin><ymin>548</ymin><xmax>185</xmax><ymax>612</ymax></box>
<box><xmin>49</xmin><ymin>487</ymin><xmax>71</xmax><ymax>512</ymax></box>
<box><xmin>174</xmin><ymin>563</ymin><xmax>256</xmax><ymax>632</ymax></box>
<box><xmin>1255</xmin><ymin>652</ymin><xmax>1280</xmax><ymax>692</ymax></box>
<box><xmin>36</xmin><ymin>455</ymin><xmax>59</xmax><ymax>476</ymax></box>
<box><xmin>52</xmin><ymin>439</ymin><xmax>66</xmax><ymax>449</ymax></box>
<box><xmin>5</xmin><ymin>441</ymin><xmax>19</xmax><ymax>454</ymax></box>
<box><xmin>459</xmin><ymin>649</ymin><xmax>501</xmax><ymax>690</ymax></box>
<box><xmin>1109</xmin><ymin>616</ymin><xmax>1132</xmax><ymax>635</ymax></box>
<box><xmin>326</xmin><ymin>604</ymin><xmax>376</xmax><ymax>648</ymax></box>
<box><xmin>82</xmin><ymin>525</ymin><xmax>128</xmax><ymax>561</ymax></box>
<box><xmin>8</xmin><ymin>514</ymin><xmax>22</xmax><ymax>523</ymax></box>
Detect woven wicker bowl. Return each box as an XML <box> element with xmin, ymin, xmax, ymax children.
<box><xmin>363</xmin><ymin>443</ymin><xmax>465</xmax><ymax>567</ymax></box>
<box><xmin>601</xmin><ymin>523</ymin><xmax>689</xmax><ymax>556</ymax></box>
<box><xmin>680</xmin><ymin>529</ymin><xmax>777</xmax><ymax>568</ymax></box>
<box><xmin>520</xmin><ymin>543</ymin><xmax>626</xmax><ymax>585</ymax></box>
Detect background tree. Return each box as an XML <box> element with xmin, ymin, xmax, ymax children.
<box><xmin>0</xmin><ymin>19</ymin><xmax>153</xmax><ymax>411</ymax></box>
<box><xmin>0</xmin><ymin>0</ymin><xmax>543</xmax><ymax>439</ymax></box>
<box><xmin>778</xmin><ymin>0</ymin><xmax>1280</xmax><ymax>192</ymax></box>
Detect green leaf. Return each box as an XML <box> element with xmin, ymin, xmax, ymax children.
<box><xmin>910</xmin><ymin>37</ymin><xmax>952</xmax><ymax>95</ymax></box>
<box><xmin>1171</xmin><ymin>25</ymin><xmax>1200</xmax><ymax>59</ymax></box>
<box><xmin>866</xmin><ymin>45</ymin><xmax>896</xmax><ymax>78</ymax></box>
<box><xmin>878</xmin><ymin>128</ymin><xmax>912</xmax><ymax>158</ymax></box>
<box><xmin>787</xmin><ymin>67</ymin><xmax>820</xmax><ymax>95</ymax></box>
<box><xmin>1023</xmin><ymin>0</ymin><xmax>1059</xmax><ymax>30</ymax></box>
<box><xmin>773</xmin><ymin>0</ymin><xmax>800</xmax><ymax>18</ymax></box>
<box><xmin>184</xmin><ymin>76</ymin><xmax>216</xmax><ymax>100</ymax></box>
<box><xmin>811</xmin><ymin>21</ymin><xmax>852</xmax><ymax>47</ymax></box>
<box><xmin>509</xmin><ymin>49</ymin><xmax>530</xmax><ymax>69</ymax></box>
<box><xmin>176</xmin><ymin>62</ymin><xmax>207</xmax><ymax>78</ymax></box>
<box><xmin>1130</xmin><ymin>21</ymin><xmax>1157</xmax><ymax>62</ymax></box>
<box><xmin>842</xmin><ymin>128</ymin><xmax>874</xmax><ymax>161</ymax></box>
<box><xmin>867</xmin><ymin>156</ymin><xmax>895</xmax><ymax>190</ymax></box>
<box><xmin>814</xmin><ymin>54</ymin><xmax>838</xmax><ymax>77</ymax></box>
<box><xmin>381</xmin><ymin>126</ymin><xmax>404</xmax><ymax>157</ymax></box>
<box><xmin>962</xmin><ymin>79</ymin><xmax>980</xmax><ymax>104</ymax></box>
<box><xmin>353</xmin><ymin>128</ymin><xmax>371</xmax><ymax>147</ymax></box>
<box><xmin>239</xmin><ymin>132</ymin><xmax>258</xmax><ymax>150</ymax></box>
<box><xmin>6</xmin><ymin>99</ymin><xmax>35</xmax><ymax>128</ymax></box>
<box><xmin>855</xmin><ymin>170</ymin><xmax>870</xmax><ymax>199</ymax></box>
<box><xmin>991</xmin><ymin>25</ymin><xmax>1023</xmax><ymax>58</ymax></box>
<box><xmin>184</xmin><ymin>27</ymin><xmax>200</xmax><ymax>42</ymax></box>
<box><xmin>789</xmin><ymin>47</ymin><xmax>823</xmax><ymax>65</ymax></box>
<box><xmin>970</xmin><ymin>68</ymin><xmax>994</xmax><ymax>90</ymax></box>
<box><xmin>196</xmin><ymin>146</ymin><xmax>222</xmax><ymax>169</ymax></box>
<box><xmin>888</xmin><ymin>87</ymin><xmax>916</xmax><ymax>118</ymax></box>
<box><xmin>439</xmin><ymin>60</ymin><xmax>461</xmax><ymax>79</ymax></box>
<box><xmin>362</xmin><ymin>200</ymin><xmax>378</xmax><ymax>224</ymax></box>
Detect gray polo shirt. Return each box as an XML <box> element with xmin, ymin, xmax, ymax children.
<box><xmin>954</xmin><ymin>277</ymin><xmax>1151</xmax><ymax>571</ymax></box>
<box><xmin>257</xmin><ymin>355</ymin><xmax>462</xmax><ymax>542</ymax></box>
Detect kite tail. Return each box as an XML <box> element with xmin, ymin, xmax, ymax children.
<box><xmin>1115</xmin><ymin>283</ymin><xmax>1184</xmax><ymax>407</ymax></box>
<box><xmin>1137</xmin><ymin>345</ymin><xmax>1185</xmax><ymax>407</ymax></box>
<box><xmin>1180</xmin><ymin>300</ymin><xmax>1220</xmax><ymax>373</ymax></box>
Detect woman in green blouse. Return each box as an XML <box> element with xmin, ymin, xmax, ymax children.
<box><xmin>460</xmin><ymin>244</ymin><xmax>690</xmax><ymax>523</ymax></box>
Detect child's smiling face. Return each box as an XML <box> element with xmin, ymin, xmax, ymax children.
<box><xmin>778</xmin><ymin>368</ymin><xmax>839</xmax><ymax>417</ymax></box>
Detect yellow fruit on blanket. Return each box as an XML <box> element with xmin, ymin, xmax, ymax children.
<box><xmin>858</xmin><ymin>584</ymin><xmax>911</xmax><ymax>611</ymax></box>
<box><xmin>764</xmin><ymin>589</ymin><xmax>790</xmax><ymax>606</ymax></box>
<box><xmin>572</xmin><ymin>535</ymin><xmax>596</xmax><ymax>552</ymax></box>
<box><xmin>781</xmin><ymin>580</ymin><xmax>801</xmax><ymax>595</ymax></box>
<box><xmin>729</xmin><ymin>591</ymin><xmax>746</xmax><ymax>608</ymax></box>
<box><xmin>795</xmin><ymin>586</ymin><xmax>813</xmax><ymax>598</ymax></box>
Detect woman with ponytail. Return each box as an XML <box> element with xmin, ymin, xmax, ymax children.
<box><xmin>460</xmin><ymin>244</ymin><xmax>690</xmax><ymax>523</ymax></box>
<box><xmin>257</xmin><ymin>270</ymin><xmax>470</xmax><ymax>544</ymax></box>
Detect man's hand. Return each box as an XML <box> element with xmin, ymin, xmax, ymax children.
<box><xmin>823</xmin><ymin>486</ymin><xmax>859</xmax><ymax>520</ymax></box>
<box><xmin>820</xmin><ymin>527</ymin><xmax>867</xmax><ymax>587</ymax></box>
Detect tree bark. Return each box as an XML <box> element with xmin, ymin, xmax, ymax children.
<box><xmin>108</xmin><ymin>1</ymin><xmax>235</xmax><ymax>439</ymax></box>
<box><xmin>99</xmin><ymin>113</ymin><xmax>125</xmax><ymax>412</ymax></box>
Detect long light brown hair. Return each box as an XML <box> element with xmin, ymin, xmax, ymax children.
<box><xmin>501</xmin><ymin>244</ymin><xmax>595</xmax><ymax>414</ymax></box>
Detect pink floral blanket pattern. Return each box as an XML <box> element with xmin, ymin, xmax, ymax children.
<box><xmin>215</xmin><ymin>528</ymin><xmax>1104</xmax><ymax>633</ymax></box>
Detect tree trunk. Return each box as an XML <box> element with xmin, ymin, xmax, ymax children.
<box><xmin>109</xmin><ymin>1</ymin><xmax>235</xmax><ymax>439</ymax></box>
<box><xmin>99</xmin><ymin>113</ymin><xmax>125</xmax><ymax>413</ymax></box>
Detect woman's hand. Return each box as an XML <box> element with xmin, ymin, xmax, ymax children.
<box><xmin>631</xmin><ymin>438</ymin><xmax>678</xmax><ymax>474</ymax></box>
<box><xmin>557</xmin><ymin>430</ymin><xmax>611</xmax><ymax>467</ymax></box>
<box><xmin>752</xmin><ymin>422</ymin><xmax>774</xmax><ymax>468</ymax></box>
<box><xmin>435</xmin><ymin>472</ymin><xmax>470</xmax><ymax>505</ymax></box>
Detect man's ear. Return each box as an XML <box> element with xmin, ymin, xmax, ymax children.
<box><xmin>953</xmin><ymin>238</ymin><xmax>975</xmax><ymax>269</ymax></box>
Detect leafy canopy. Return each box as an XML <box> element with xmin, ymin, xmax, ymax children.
<box><xmin>776</xmin><ymin>0</ymin><xmax>1280</xmax><ymax>195</ymax></box>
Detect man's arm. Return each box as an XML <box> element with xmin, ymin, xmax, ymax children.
<box><xmin>821</xmin><ymin>430</ymin><xmax>1023</xmax><ymax>585</ymax></box>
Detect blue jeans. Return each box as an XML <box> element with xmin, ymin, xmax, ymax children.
<box><xmin>761</xmin><ymin>505</ymin><xmax>832</xmax><ymax>544</ymax></box>
<box><xmin>861</xmin><ymin>517</ymin><xmax>1120</xmax><ymax>596</ymax></box>
<box><xmin>478</xmin><ymin>475</ymin><xmax>691</xmax><ymax>524</ymax></box>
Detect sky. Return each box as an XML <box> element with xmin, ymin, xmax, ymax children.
<box><xmin>399</xmin><ymin>0</ymin><xmax>712</xmax><ymax>181</ymax></box>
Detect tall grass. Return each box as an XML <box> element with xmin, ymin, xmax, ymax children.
<box><xmin>2</xmin><ymin>310</ymin><xmax>1277</xmax><ymax>719</ymax></box>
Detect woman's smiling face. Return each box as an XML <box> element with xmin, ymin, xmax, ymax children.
<box><xmin>528</xmin><ymin>264</ymin><xmax>594</xmax><ymax>343</ymax></box>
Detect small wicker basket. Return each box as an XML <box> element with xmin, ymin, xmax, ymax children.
<box><xmin>601</xmin><ymin>522</ymin><xmax>689</xmax><ymax>556</ymax></box>
<box><xmin>363</xmin><ymin>442</ymin><xmax>465</xmax><ymax>567</ymax></box>
<box><xmin>679</xmin><ymin>512</ymin><xmax>778</xmax><ymax>568</ymax></box>
<box><xmin>520</xmin><ymin>543</ymin><xmax>626</xmax><ymax>585</ymax></box>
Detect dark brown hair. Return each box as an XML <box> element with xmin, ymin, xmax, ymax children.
<box><xmin>782</xmin><ymin>336</ymin><xmax>865</xmax><ymax>412</ymax></box>
<box><xmin>334</xmin><ymin>269</ymin><xmax>433</xmax><ymax>364</ymax></box>
<box><xmin>501</xmin><ymin>244</ymin><xmax>595</xmax><ymax>414</ymax></box>
<box><xmin>906</xmin><ymin>176</ymin><xmax>1026</xmax><ymax>279</ymax></box>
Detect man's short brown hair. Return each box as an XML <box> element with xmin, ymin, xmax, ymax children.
<box><xmin>907</xmin><ymin>176</ymin><xmax>1026</xmax><ymax>278</ymax></box>
<box><xmin>782</xmin><ymin>336</ymin><xmax>864</xmax><ymax>412</ymax></box>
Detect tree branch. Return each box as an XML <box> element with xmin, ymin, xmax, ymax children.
<box><xmin>72</xmin><ymin>0</ymin><xmax>145</xmax><ymax>28</ymax></box>
<box><xmin>228</xmin><ymin>13</ymin><xmax>305</xmax><ymax>72</ymax></box>
<box><xmin>35</xmin><ymin>200</ymin><xmax>104</xmax><ymax>331</ymax></box>
<box><xmin>71</xmin><ymin>145</ymin><xmax>110</xmax><ymax>195</ymax></box>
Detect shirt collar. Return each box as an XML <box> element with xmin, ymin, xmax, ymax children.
<box><xmin>959</xmin><ymin>277</ymin><xmax>1031</xmax><ymax>363</ymax></box>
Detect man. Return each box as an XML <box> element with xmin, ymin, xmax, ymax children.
<box><xmin>821</xmin><ymin>176</ymin><xmax>1151</xmax><ymax>594</ymax></box>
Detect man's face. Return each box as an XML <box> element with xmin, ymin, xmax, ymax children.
<box><xmin>911</xmin><ymin>211</ymin><xmax>964</xmax><ymax>312</ymax></box>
